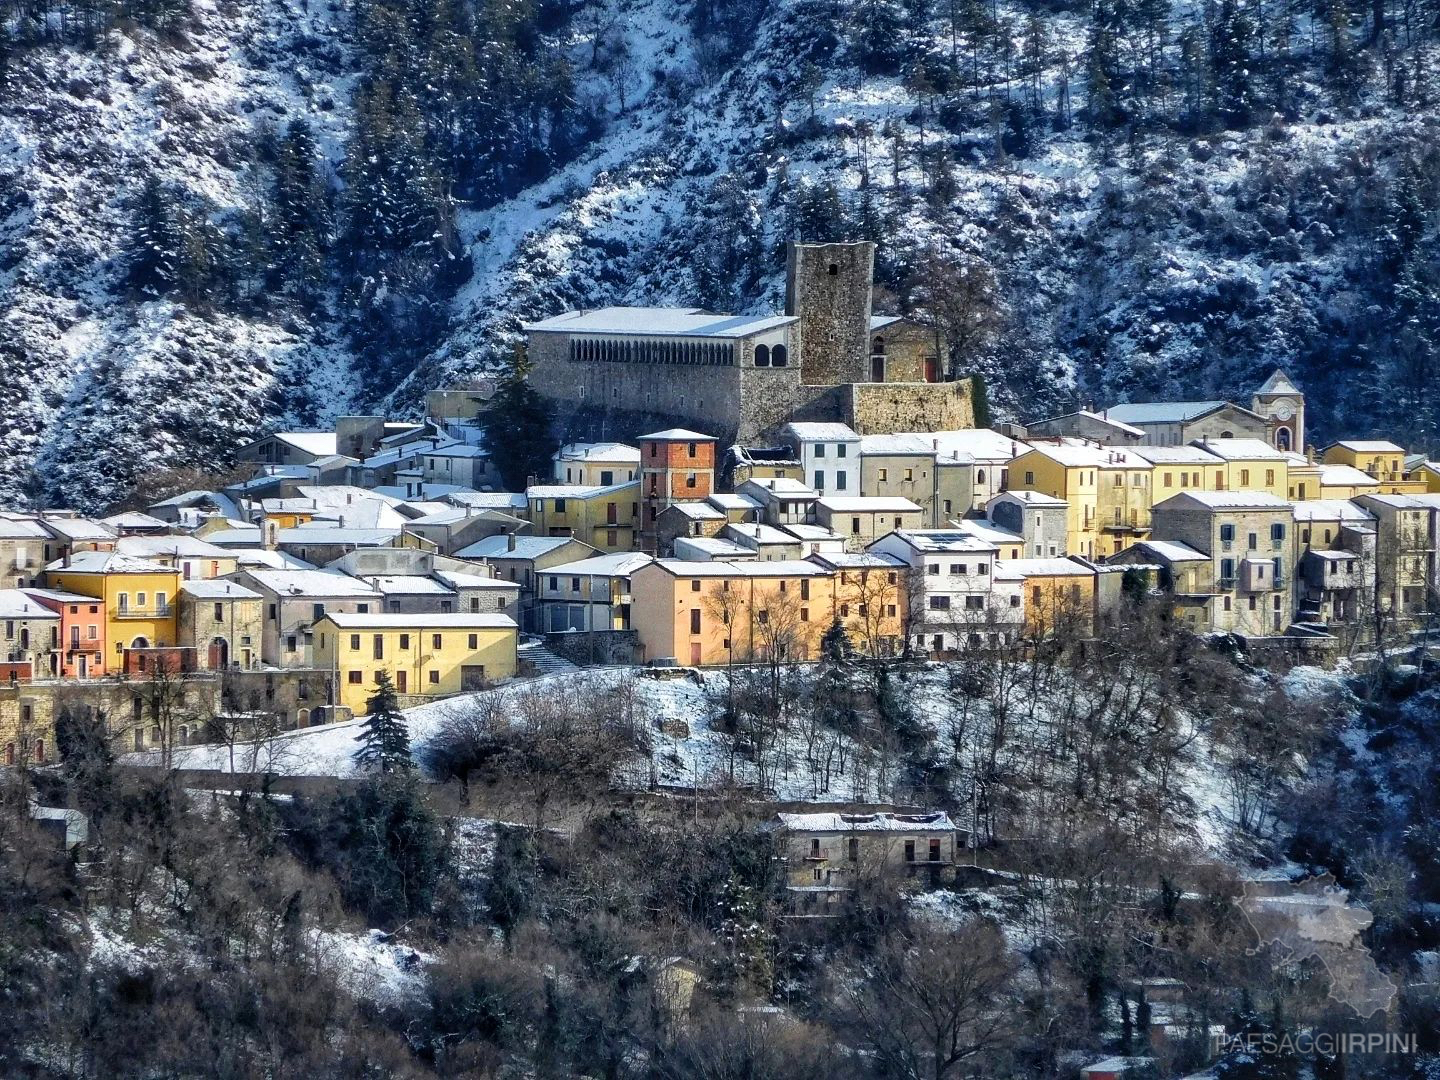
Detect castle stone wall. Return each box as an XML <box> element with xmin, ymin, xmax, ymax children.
<box><xmin>786</xmin><ymin>241</ymin><xmax>874</xmax><ymax>386</ymax></box>
<box><xmin>847</xmin><ymin>381</ymin><xmax>975</xmax><ymax>435</ymax></box>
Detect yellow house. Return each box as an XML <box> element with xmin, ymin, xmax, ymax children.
<box><xmin>629</xmin><ymin>559</ymin><xmax>835</xmax><ymax>666</ymax></box>
<box><xmin>1095</xmin><ymin>449</ymin><xmax>1153</xmax><ymax>556</ymax></box>
<box><xmin>1189</xmin><ymin>438</ymin><xmax>1289</xmax><ymax>497</ymax></box>
<box><xmin>1411</xmin><ymin>461</ymin><xmax>1440</xmax><ymax>492</ymax></box>
<box><xmin>525</xmin><ymin>481</ymin><xmax>641</xmax><ymax>552</ymax></box>
<box><xmin>1322</xmin><ymin>440</ymin><xmax>1426</xmax><ymax>493</ymax></box>
<box><xmin>1009</xmin><ymin>443</ymin><xmax>1106</xmax><ymax>558</ymax></box>
<box><xmin>313</xmin><ymin>612</ymin><xmax>518</xmax><ymax>715</ymax></box>
<box><xmin>1317</xmin><ymin>464</ymin><xmax>1380</xmax><ymax>500</ymax></box>
<box><xmin>45</xmin><ymin>551</ymin><xmax>182</xmax><ymax>676</ymax></box>
<box><xmin>1132</xmin><ymin>445</ymin><xmax>1224</xmax><ymax>505</ymax></box>
<box><xmin>996</xmin><ymin>558</ymin><xmax>1098</xmax><ymax>638</ymax></box>
<box><xmin>551</xmin><ymin>442</ymin><xmax>641</xmax><ymax>486</ymax></box>
<box><xmin>1283</xmin><ymin>453</ymin><xmax>1323</xmax><ymax>501</ymax></box>
<box><xmin>1323</xmin><ymin>440</ymin><xmax>1405</xmax><ymax>482</ymax></box>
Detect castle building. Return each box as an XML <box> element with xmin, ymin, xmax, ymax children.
<box><xmin>523</xmin><ymin>242</ymin><xmax>972</xmax><ymax>445</ymax></box>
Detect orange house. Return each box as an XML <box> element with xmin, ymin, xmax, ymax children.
<box><xmin>996</xmin><ymin>557</ymin><xmax>1098</xmax><ymax>638</ymax></box>
<box><xmin>630</xmin><ymin>559</ymin><xmax>834</xmax><ymax>666</ymax></box>
<box><xmin>639</xmin><ymin>429</ymin><xmax>717</xmax><ymax>549</ymax></box>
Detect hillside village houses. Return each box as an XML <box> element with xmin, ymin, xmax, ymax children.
<box><xmin>2</xmin><ymin>245</ymin><xmax>1440</xmax><ymax>768</ymax></box>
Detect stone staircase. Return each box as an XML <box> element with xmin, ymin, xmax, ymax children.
<box><xmin>518</xmin><ymin>642</ymin><xmax>580</xmax><ymax>676</ymax></box>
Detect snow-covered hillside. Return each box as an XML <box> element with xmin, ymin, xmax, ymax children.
<box><xmin>5</xmin><ymin>0</ymin><xmax>1439</xmax><ymax>509</ymax></box>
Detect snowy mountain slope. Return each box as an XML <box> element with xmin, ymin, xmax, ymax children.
<box><xmin>4</xmin><ymin>0</ymin><xmax>1439</xmax><ymax>508</ymax></box>
<box><xmin>0</xmin><ymin>0</ymin><xmax>362</xmax><ymax>508</ymax></box>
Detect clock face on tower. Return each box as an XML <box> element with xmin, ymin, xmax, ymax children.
<box><xmin>1272</xmin><ymin>399</ymin><xmax>1295</xmax><ymax>421</ymax></box>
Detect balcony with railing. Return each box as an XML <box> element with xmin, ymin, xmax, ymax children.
<box><xmin>115</xmin><ymin>603</ymin><xmax>172</xmax><ymax>619</ymax></box>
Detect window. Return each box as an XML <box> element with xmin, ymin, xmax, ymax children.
<box><xmin>800</xmin><ymin>607</ymin><xmax>809</xmax><ymax>622</ymax></box>
<box><xmin>399</xmin><ymin>634</ymin><xmax>410</xmax><ymax>649</ymax></box>
<box><xmin>837</xmin><ymin>443</ymin><xmax>847</xmax><ymax>458</ymax></box>
<box><xmin>965</xmin><ymin>595</ymin><xmax>984</xmax><ymax>610</ymax></box>
<box><xmin>757</xmin><ymin>610</ymin><xmax>769</xmax><ymax>624</ymax></box>
<box><xmin>555</xmin><ymin>498</ymin><xmax>567</xmax><ymax>512</ymax></box>
<box><xmin>771</xmin><ymin>344</ymin><xmax>787</xmax><ymax>366</ymax></box>
<box><xmin>950</xmin><ymin>563</ymin><xmax>965</xmax><ymax>575</ymax></box>
<box><xmin>904</xmin><ymin>840</ymin><xmax>916</xmax><ymax>862</ymax></box>
<box><xmin>928</xmin><ymin>596</ymin><xmax>951</xmax><ymax>610</ymax></box>
<box><xmin>815</xmin><ymin>470</ymin><xmax>825</xmax><ymax>490</ymax></box>
<box><xmin>1240</xmin><ymin>469</ymin><xmax>1250</xmax><ymax>486</ymax></box>
<box><xmin>800</xmin><ymin>579</ymin><xmax>810</xmax><ymax>600</ymax></box>
<box><xmin>1220</xmin><ymin>524</ymin><xmax>1235</xmax><ymax>543</ymax></box>
<box><xmin>432</xmin><ymin>634</ymin><xmax>442</xmax><ymax>648</ymax></box>
<box><xmin>687</xmin><ymin>442</ymin><xmax>697</xmax><ymax>457</ymax></box>
<box><xmin>927</xmin><ymin>563</ymin><xmax>939</xmax><ymax>576</ymax></box>
<box><xmin>815</xmin><ymin>443</ymin><xmax>826</xmax><ymax>458</ymax></box>
<box><xmin>286</xmin><ymin>635</ymin><xmax>297</xmax><ymax>652</ymax></box>
<box><xmin>1025</xmin><ymin>471</ymin><xmax>1035</xmax><ymax>485</ymax></box>
<box><xmin>348</xmin><ymin>671</ymin><xmax>362</xmax><ymax>684</ymax></box>
<box><xmin>851</xmin><ymin>517</ymin><xmax>862</xmax><ymax>535</ymax></box>
<box><xmin>1248</xmin><ymin>532</ymin><xmax>1258</xmax><ymax>550</ymax></box>
<box><xmin>976</xmin><ymin>469</ymin><xmax>985</xmax><ymax>484</ymax></box>
<box><xmin>755</xmin><ymin>344</ymin><xmax>770</xmax><ymax>367</ymax></box>
<box><xmin>904</xmin><ymin>468</ymin><xmax>914</xmax><ymax>482</ymax></box>
<box><xmin>1270</xmin><ymin>522</ymin><xmax>1286</xmax><ymax>542</ymax></box>
<box><xmin>373</xmin><ymin>635</ymin><xmax>384</xmax><ymax>660</ymax></box>
<box><xmin>350</xmin><ymin>634</ymin><xmax>360</xmax><ymax>649</ymax></box>
<box><xmin>836</xmin><ymin>472</ymin><xmax>847</xmax><ymax>491</ymax></box>
<box><xmin>467</xmin><ymin>633</ymin><xmax>478</xmax><ymax>649</ymax></box>
<box><xmin>1221</xmin><ymin>558</ymin><xmax>1235</xmax><ymax>581</ymax></box>
<box><xmin>213</xmin><ymin>602</ymin><xmax>224</xmax><ymax>622</ymax></box>
<box><xmin>1265</xmin><ymin>469</ymin><xmax>1275</xmax><ymax>486</ymax></box>
<box><xmin>689</xmin><ymin>609</ymin><xmax>701</xmax><ymax>634</ymax></box>
<box><xmin>429</xmin><ymin>670</ymin><xmax>440</xmax><ymax>684</ymax></box>
<box><xmin>878</xmin><ymin>468</ymin><xmax>888</xmax><ymax>482</ymax></box>
<box><xmin>690</xmin><ymin>579</ymin><xmax>701</xmax><ymax>592</ymax></box>
<box><xmin>929</xmin><ymin>838</ymin><xmax>941</xmax><ymax>861</ymax></box>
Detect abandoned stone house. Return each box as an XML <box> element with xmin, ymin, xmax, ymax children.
<box><xmin>524</xmin><ymin>241</ymin><xmax>974</xmax><ymax>446</ymax></box>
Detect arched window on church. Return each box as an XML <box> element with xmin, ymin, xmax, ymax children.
<box><xmin>755</xmin><ymin>345</ymin><xmax>771</xmax><ymax>367</ymax></box>
<box><xmin>1276</xmin><ymin>428</ymin><xmax>1291</xmax><ymax>451</ymax></box>
<box><xmin>872</xmin><ymin>336</ymin><xmax>886</xmax><ymax>354</ymax></box>
<box><xmin>1220</xmin><ymin>430</ymin><xmax>1234</xmax><ymax>439</ymax></box>
<box><xmin>772</xmin><ymin>344</ymin><xmax>788</xmax><ymax>367</ymax></box>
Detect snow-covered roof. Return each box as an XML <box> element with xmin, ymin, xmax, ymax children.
<box><xmin>361</xmin><ymin>576</ymin><xmax>457</xmax><ymax>596</ymax></box>
<box><xmin>230</xmin><ymin>549</ymin><xmax>315</xmax><ymax>570</ymax></box>
<box><xmin>636</xmin><ymin>427</ymin><xmax>717</xmax><ymax>441</ymax></box>
<box><xmin>272</xmin><ymin>432</ymin><xmax>339</xmax><ymax>457</ymax></box>
<box><xmin>524</xmin><ymin>307</ymin><xmax>794</xmax><ymax>338</ymax></box>
<box><xmin>725</xmin><ymin>522</ymin><xmax>801</xmax><ymax>545</ymax></box>
<box><xmin>179</xmin><ymin>580</ymin><xmax>262</xmax><ymax>600</ymax></box>
<box><xmin>39</xmin><ymin>516</ymin><xmax>116</xmax><ymax>541</ymax></box>
<box><xmin>860</xmin><ymin>433</ymin><xmax>939</xmax><ymax>456</ymax></box>
<box><xmin>243</xmin><ymin>570</ymin><xmax>379</xmax><ymax>597</ymax></box>
<box><xmin>1254</xmin><ymin>369</ymin><xmax>1300</xmax><ymax>395</ymax></box>
<box><xmin>1027</xmin><ymin>409</ymin><xmax>1147</xmax><ymax>438</ymax></box>
<box><xmin>664</xmin><ymin>502</ymin><xmax>726</xmax><ymax>521</ymax></box>
<box><xmin>1130</xmin><ymin>445</ymin><xmax>1225</xmax><ymax>465</ymax></box>
<box><xmin>808</xmin><ymin>552</ymin><xmax>907</xmax><ymax>569</ymax></box>
<box><xmin>101</xmin><ymin>511</ymin><xmax>170</xmax><ymax>530</ymax></box>
<box><xmin>997</xmin><ymin>557</ymin><xmax>1094</xmax><ymax>577</ymax></box>
<box><xmin>432</xmin><ymin>570</ymin><xmax>515</xmax><ymax>590</ymax></box>
<box><xmin>816</xmin><ymin>496</ymin><xmax>922</xmax><ymax>513</ymax></box>
<box><xmin>992</xmin><ymin>489</ymin><xmax>1067</xmax><ymax>507</ymax></box>
<box><xmin>1291</xmin><ymin>500</ymin><xmax>1375</xmax><ymax>522</ymax></box>
<box><xmin>116</xmin><ymin>536</ymin><xmax>232</xmax><ymax>558</ymax></box>
<box><xmin>0</xmin><ymin>515</ymin><xmax>49</xmax><ymax>539</ymax></box>
<box><xmin>1189</xmin><ymin>437</ymin><xmax>1287</xmax><ymax>460</ymax></box>
<box><xmin>782</xmin><ymin>523</ymin><xmax>844</xmax><ymax>541</ymax></box>
<box><xmin>1326</xmin><ymin>439</ymin><xmax>1405</xmax><ymax>454</ymax></box>
<box><xmin>784</xmin><ymin>421</ymin><xmax>860</xmax><ymax>441</ymax></box>
<box><xmin>46</xmin><ymin>551</ymin><xmax>173</xmax><ymax>574</ymax></box>
<box><xmin>646</xmin><ymin>559</ymin><xmax>830</xmax><ymax>577</ymax></box>
<box><xmin>1131</xmin><ymin>540</ymin><xmax>1209</xmax><ymax>562</ymax></box>
<box><xmin>953</xmin><ymin>520</ymin><xmax>1024</xmax><ymax>546</ymax></box>
<box><xmin>706</xmin><ymin>493</ymin><xmax>762</xmax><ymax>512</ymax></box>
<box><xmin>456</xmin><ymin>535</ymin><xmax>587</xmax><ymax>560</ymax></box>
<box><xmin>740</xmin><ymin>477</ymin><xmax>816</xmax><ymax>497</ymax></box>
<box><xmin>323</xmin><ymin>613</ymin><xmax>517</xmax><ymax>629</ymax></box>
<box><xmin>768</xmin><ymin>811</ymin><xmax>954</xmax><ymax>833</ymax></box>
<box><xmin>929</xmin><ymin>429</ymin><xmax>1024</xmax><ymax>461</ymax></box>
<box><xmin>543</xmin><ymin>552</ymin><xmax>654</xmax><ymax>577</ymax></box>
<box><xmin>672</xmin><ymin>537</ymin><xmax>757</xmax><ymax>560</ymax></box>
<box><xmin>554</xmin><ymin>441</ymin><xmax>641</xmax><ymax>463</ymax></box>
<box><xmin>1154</xmin><ymin>491</ymin><xmax>1291</xmax><ymax>511</ymax></box>
<box><xmin>446</xmin><ymin>491</ymin><xmax>528</xmax><ymax>511</ymax></box>
<box><xmin>278</xmin><ymin>527</ymin><xmax>401</xmax><ymax>546</ymax></box>
<box><xmin>869</xmin><ymin>314</ymin><xmax>903</xmax><ymax>331</ymax></box>
<box><xmin>1023</xmin><ymin>442</ymin><xmax>1144</xmax><ymax>468</ymax></box>
<box><xmin>0</xmin><ymin>589</ymin><xmax>61</xmax><ymax>618</ymax></box>
<box><xmin>1105</xmin><ymin>401</ymin><xmax>1232</xmax><ymax>424</ymax></box>
<box><xmin>885</xmin><ymin>529</ymin><xmax>999</xmax><ymax>554</ymax></box>
<box><xmin>1318</xmin><ymin>464</ymin><xmax>1380</xmax><ymax>487</ymax></box>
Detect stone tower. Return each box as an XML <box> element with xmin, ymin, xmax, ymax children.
<box><xmin>785</xmin><ymin>241</ymin><xmax>875</xmax><ymax>387</ymax></box>
<box><xmin>1251</xmin><ymin>369</ymin><xmax>1305</xmax><ymax>453</ymax></box>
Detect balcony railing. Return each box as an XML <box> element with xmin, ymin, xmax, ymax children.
<box><xmin>115</xmin><ymin>606</ymin><xmax>171</xmax><ymax>619</ymax></box>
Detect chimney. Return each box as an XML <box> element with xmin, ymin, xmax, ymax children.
<box><xmin>507</xmin><ymin>532</ymin><xmax>517</xmax><ymax>552</ymax></box>
<box><xmin>263</xmin><ymin>519</ymin><xmax>279</xmax><ymax>551</ymax></box>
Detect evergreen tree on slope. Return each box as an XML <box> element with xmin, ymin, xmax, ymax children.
<box><xmin>355</xmin><ymin>671</ymin><xmax>412</xmax><ymax>775</ymax></box>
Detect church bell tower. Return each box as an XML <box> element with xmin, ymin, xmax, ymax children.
<box><xmin>1252</xmin><ymin>369</ymin><xmax>1305</xmax><ymax>453</ymax></box>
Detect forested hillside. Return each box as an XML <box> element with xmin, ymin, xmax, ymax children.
<box><xmin>3</xmin><ymin>0</ymin><xmax>1440</xmax><ymax>508</ymax></box>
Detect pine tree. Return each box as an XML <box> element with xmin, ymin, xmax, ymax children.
<box><xmin>126</xmin><ymin>173</ymin><xmax>179</xmax><ymax>297</ymax></box>
<box><xmin>480</xmin><ymin>343</ymin><xmax>558</xmax><ymax>490</ymax></box>
<box><xmin>1208</xmin><ymin>0</ymin><xmax>1256</xmax><ymax>126</ymax></box>
<box><xmin>354</xmin><ymin>670</ymin><xmax>412</xmax><ymax>774</ymax></box>
<box><xmin>270</xmin><ymin>119</ymin><xmax>331</xmax><ymax>304</ymax></box>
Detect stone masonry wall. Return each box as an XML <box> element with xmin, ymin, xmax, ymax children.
<box><xmin>786</xmin><ymin>241</ymin><xmax>874</xmax><ymax>386</ymax></box>
<box><xmin>846</xmin><ymin>380</ymin><xmax>975</xmax><ymax>435</ymax></box>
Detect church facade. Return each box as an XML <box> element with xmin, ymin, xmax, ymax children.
<box><xmin>523</xmin><ymin>241</ymin><xmax>974</xmax><ymax>445</ymax></box>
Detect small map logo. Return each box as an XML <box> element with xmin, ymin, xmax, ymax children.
<box><xmin>1235</xmin><ymin>875</ymin><xmax>1398</xmax><ymax>1019</ymax></box>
